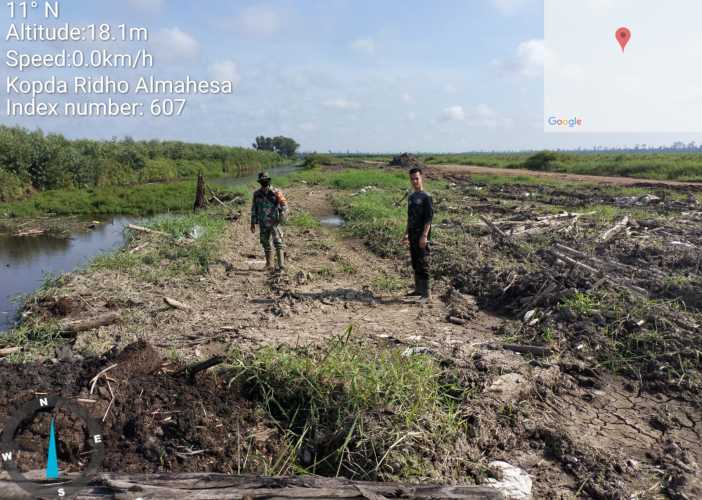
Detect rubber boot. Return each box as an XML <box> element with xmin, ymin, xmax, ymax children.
<box><xmin>265</xmin><ymin>251</ymin><xmax>274</xmax><ymax>270</ymax></box>
<box><xmin>405</xmin><ymin>275</ymin><xmax>421</xmax><ymax>297</ymax></box>
<box><xmin>275</xmin><ymin>247</ymin><xmax>285</xmax><ymax>272</ymax></box>
<box><xmin>418</xmin><ymin>277</ymin><xmax>432</xmax><ymax>301</ymax></box>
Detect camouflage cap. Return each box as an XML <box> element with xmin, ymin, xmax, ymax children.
<box><xmin>257</xmin><ymin>172</ymin><xmax>271</xmax><ymax>183</ymax></box>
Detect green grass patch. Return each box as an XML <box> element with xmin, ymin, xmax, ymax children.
<box><xmin>371</xmin><ymin>274</ymin><xmax>406</xmax><ymax>293</ymax></box>
<box><xmin>288</xmin><ymin>211</ymin><xmax>322</xmax><ymax>230</ymax></box>
<box><xmin>226</xmin><ymin>331</ymin><xmax>469</xmax><ymax>479</ymax></box>
<box><xmin>0</xmin><ymin>180</ymin><xmax>247</xmax><ymax>218</ymax></box>
<box><xmin>561</xmin><ymin>291</ymin><xmax>600</xmax><ymax>315</ymax></box>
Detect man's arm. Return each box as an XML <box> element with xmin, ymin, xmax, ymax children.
<box><xmin>419</xmin><ymin>194</ymin><xmax>433</xmax><ymax>248</ymax></box>
<box><xmin>401</xmin><ymin>199</ymin><xmax>410</xmax><ymax>243</ymax></box>
<box><xmin>250</xmin><ymin>194</ymin><xmax>258</xmax><ymax>233</ymax></box>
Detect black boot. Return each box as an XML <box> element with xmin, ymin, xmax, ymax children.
<box><xmin>418</xmin><ymin>277</ymin><xmax>432</xmax><ymax>301</ymax></box>
<box><xmin>405</xmin><ymin>275</ymin><xmax>421</xmax><ymax>296</ymax></box>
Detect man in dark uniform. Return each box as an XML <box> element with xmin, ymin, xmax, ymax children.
<box><xmin>250</xmin><ymin>172</ymin><xmax>288</xmax><ymax>271</ymax></box>
<box><xmin>401</xmin><ymin>167</ymin><xmax>433</xmax><ymax>299</ymax></box>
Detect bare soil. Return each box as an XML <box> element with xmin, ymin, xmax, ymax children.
<box><xmin>430</xmin><ymin>163</ymin><xmax>702</xmax><ymax>188</ymax></box>
<box><xmin>2</xmin><ymin>179</ymin><xmax>701</xmax><ymax>499</ymax></box>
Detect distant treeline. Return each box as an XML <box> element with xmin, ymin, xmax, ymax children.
<box><xmin>0</xmin><ymin>126</ymin><xmax>284</xmax><ymax>202</ymax></box>
<box><xmin>336</xmin><ymin>150</ymin><xmax>702</xmax><ymax>182</ymax></box>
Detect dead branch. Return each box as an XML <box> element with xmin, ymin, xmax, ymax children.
<box><xmin>164</xmin><ymin>297</ymin><xmax>192</xmax><ymax>311</ymax></box>
<box><xmin>175</xmin><ymin>355</ymin><xmax>225</xmax><ymax>381</ymax></box>
<box><xmin>129</xmin><ymin>242</ymin><xmax>150</xmax><ymax>254</ymax></box>
<box><xmin>126</xmin><ymin>224</ymin><xmax>169</xmax><ymax>237</ymax></box>
<box><xmin>0</xmin><ymin>347</ymin><xmax>21</xmax><ymax>357</ymax></box>
<box><xmin>60</xmin><ymin>312</ymin><xmax>121</xmax><ymax>336</ymax></box>
<box><xmin>0</xmin><ymin>473</ymin><xmax>506</xmax><ymax>499</ymax></box>
<box><xmin>503</xmin><ymin>344</ymin><xmax>553</xmax><ymax>357</ymax></box>
<box><xmin>90</xmin><ymin>364</ymin><xmax>119</xmax><ymax>395</ymax></box>
<box><xmin>598</xmin><ymin>216</ymin><xmax>630</xmax><ymax>243</ymax></box>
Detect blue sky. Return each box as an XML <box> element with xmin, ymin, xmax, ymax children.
<box><xmin>1</xmin><ymin>0</ymin><xmax>700</xmax><ymax>151</ymax></box>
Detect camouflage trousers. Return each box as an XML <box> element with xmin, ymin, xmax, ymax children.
<box><xmin>259</xmin><ymin>224</ymin><xmax>284</xmax><ymax>252</ymax></box>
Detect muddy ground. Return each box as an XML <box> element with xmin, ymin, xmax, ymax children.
<box><xmin>1</xmin><ymin>165</ymin><xmax>701</xmax><ymax>499</ymax></box>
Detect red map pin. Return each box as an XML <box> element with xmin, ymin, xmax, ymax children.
<box><xmin>616</xmin><ymin>27</ymin><xmax>631</xmax><ymax>52</ymax></box>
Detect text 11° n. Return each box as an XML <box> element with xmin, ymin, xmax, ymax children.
<box><xmin>8</xmin><ymin>1</ymin><xmax>59</xmax><ymax>19</ymax></box>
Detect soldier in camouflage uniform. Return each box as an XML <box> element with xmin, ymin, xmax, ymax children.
<box><xmin>250</xmin><ymin>172</ymin><xmax>288</xmax><ymax>271</ymax></box>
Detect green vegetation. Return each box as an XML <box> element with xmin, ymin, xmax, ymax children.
<box><xmin>227</xmin><ymin>330</ymin><xmax>469</xmax><ymax>479</ymax></box>
<box><xmin>417</xmin><ymin>151</ymin><xmax>702</xmax><ymax>181</ymax></box>
<box><xmin>0</xmin><ymin>180</ymin><xmax>246</xmax><ymax>217</ymax></box>
<box><xmin>252</xmin><ymin>135</ymin><xmax>300</xmax><ymax>158</ymax></box>
<box><xmin>0</xmin><ymin>125</ymin><xmax>284</xmax><ymax>202</ymax></box>
<box><xmin>288</xmin><ymin>211</ymin><xmax>321</xmax><ymax>230</ymax></box>
<box><xmin>93</xmin><ymin>212</ymin><xmax>228</xmax><ymax>276</ymax></box>
<box><xmin>560</xmin><ymin>291</ymin><xmax>600</xmax><ymax>315</ymax></box>
<box><xmin>371</xmin><ymin>274</ymin><xmax>405</xmax><ymax>292</ymax></box>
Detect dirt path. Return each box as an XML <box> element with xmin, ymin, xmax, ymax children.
<box><xmin>12</xmin><ymin>183</ymin><xmax>701</xmax><ymax>497</ymax></box>
<box><xmin>428</xmin><ymin>163</ymin><xmax>702</xmax><ymax>188</ymax></box>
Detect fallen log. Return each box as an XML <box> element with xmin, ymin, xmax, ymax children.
<box><xmin>175</xmin><ymin>355</ymin><xmax>225</xmax><ymax>381</ymax></box>
<box><xmin>13</xmin><ymin>228</ymin><xmax>45</xmax><ymax>237</ymax></box>
<box><xmin>164</xmin><ymin>297</ymin><xmax>192</xmax><ymax>311</ymax></box>
<box><xmin>0</xmin><ymin>346</ymin><xmax>21</xmax><ymax>357</ymax></box>
<box><xmin>126</xmin><ymin>224</ymin><xmax>169</xmax><ymax>237</ymax></box>
<box><xmin>0</xmin><ymin>473</ymin><xmax>506</xmax><ymax>499</ymax></box>
<box><xmin>502</xmin><ymin>344</ymin><xmax>553</xmax><ymax>357</ymax></box>
<box><xmin>60</xmin><ymin>312</ymin><xmax>121</xmax><ymax>336</ymax></box>
<box><xmin>129</xmin><ymin>242</ymin><xmax>150</xmax><ymax>254</ymax></box>
<box><xmin>598</xmin><ymin>216</ymin><xmax>629</xmax><ymax>243</ymax></box>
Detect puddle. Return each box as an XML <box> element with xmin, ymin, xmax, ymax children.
<box><xmin>319</xmin><ymin>215</ymin><xmax>345</xmax><ymax>227</ymax></box>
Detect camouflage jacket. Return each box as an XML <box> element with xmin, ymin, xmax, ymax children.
<box><xmin>250</xmin><ymin>187</ymin><xmax>288</xmax><ymax>227</ymax></box>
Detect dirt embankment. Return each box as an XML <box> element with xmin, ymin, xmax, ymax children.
<box><xmin>429</xmin><ymin>163</ymin><xmax>702</xmax><ymax>188</ymax></box>
<box><xmin>1</xmin><ymin>174</ymin><xmax>701</xmax><ymax>498</ymax></box>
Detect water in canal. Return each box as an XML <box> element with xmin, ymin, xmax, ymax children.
<box><xmin>0</xmin><ymin>164</ymin><xmax>301</xmax><ymax>332</ymax></box>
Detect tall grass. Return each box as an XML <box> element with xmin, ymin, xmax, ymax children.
<box><xmin>0</xmin><ymin>181</ymin><xmax>245</xmax><ymax>217</ymax></box>
<box><xmin>227</xmin><ymin>330</ymin><xmax>469</xmax><ymax>479</ymax></box>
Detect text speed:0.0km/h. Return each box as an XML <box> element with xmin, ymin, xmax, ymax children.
<box><xmin>151</xmin><ymin>99</ymin><xmax>187</xmax><ymax>117</ymax></box>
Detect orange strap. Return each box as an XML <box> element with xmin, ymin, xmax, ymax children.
<box><xmin>275</xmin><ymin>190</ymin><xmax>287</xmax><ymax>206</ymax></box>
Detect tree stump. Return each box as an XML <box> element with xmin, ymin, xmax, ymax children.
<box><xmin>194</xmin><ymin>173</ymin><xmax>207</xmax><ymax>211</ymax></box>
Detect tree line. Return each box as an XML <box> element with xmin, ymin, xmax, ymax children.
<box><xmin>0</xmin><ymin>126</ymin><xmax>285</xmax><ymax>202</ymax></box>
<box><xmin>252</xmin><ymin>136</ymin><xmax>300</xmax><ymax>158</ymax></box>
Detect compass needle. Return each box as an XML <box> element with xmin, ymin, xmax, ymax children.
<box><xmin>46</xmin><ymin>418</ymin><xmax>59</xmax><ymax>480</ymax></box>
<box><xmin>2</xmin><ymin>396</ymin><xmax>105</xmax><ymax>497</ymax></box>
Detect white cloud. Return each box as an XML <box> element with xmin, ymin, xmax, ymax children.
<box><xmin>127</xmin><ymin>0</ymin><xmax>164</xmax><ymax>12</ymax></box>
<box><xmin>236</xmin><ymin>5</ymin><xmax>281</xmax><ymax>38</ymax></box>
<box><xmin>492</xmin><ymin>0</ymin><xmax>528</xmax><ymax>14</ymax></box>
<box><xmin>401</xmin><ymin>92</ymin><xmax>413</xmax><ymax>103</ymax></box>
<box><xmin>440</xmin><ymin>105</ymin><xmax>466</xmax><ymax>122</ymax></box>
<box><xmin>406</xmin><ymin>112</ymin><xmax>417</xmax><ymax>121</ymax></box>
<box><xmin>210</xmin><ymin>60</ymin><xmax>241</xmax><ymax>87</ymax></box>
<box><xmin>350</xmin><ymin>37</ymin><xmax>375</xmax><ymax>55</ymax></box>
<box><xmin>152</xmin><ymin>28</ymin><xmax>199</xmax><ymax>60</ymax></box>
<box><xmin>439</xmin><ymin>104</ymin><xmax>511</xmax><ymax>128</ymax></box>
<box><xmin>323</xmin><ymin>99</ymin><xmax>360</xmax><ymax>110</ymax></box>
<box><xmin>492</xmin><ymin>38</ymin><xmax>545</xmax><ymax>79</ymax></box>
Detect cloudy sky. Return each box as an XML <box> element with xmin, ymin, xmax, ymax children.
<box><xmin>1</xmin><ymin>0</ymin><xmax>700</xmax><ymax>152</ymax></box>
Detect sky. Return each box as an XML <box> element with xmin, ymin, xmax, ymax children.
<box><xmin>1</xmin><ymin>0</ymin><xmax>701</xmax><ymax>152</ymax></box>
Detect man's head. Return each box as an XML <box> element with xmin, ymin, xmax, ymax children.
<box><xmin>409</xmin><ymin>168</ymin><xmax>423</xmax><ymax>192</ymax></box>
<box><xmin>258</xmin><ymin>172</ymin><xmax>271</xmax><ymax>189</ymax></box>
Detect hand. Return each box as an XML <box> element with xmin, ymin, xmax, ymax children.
<box><xmin>250</xmin><ymin>224</ymin><xmax>256</xmax><ymax>234</ymax></box>
<box><xmin>419</xmin><ymin>236</ymin><xmax>428</xmax><ymax>250</ymax></box>
<box><xmin>400</xmin><ymin>234</ymin><xmax>409</xmax><ymax>245</ymax></box>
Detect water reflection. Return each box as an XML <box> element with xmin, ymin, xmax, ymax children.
<box><xmin>0</xmin><ymin>163</ymin><xmax>302</xmax><ymax>332</ymax></box>
<box><xmin>0</xmin><ymin>217</ymin><xmax>134</xmax><ymax>332</ymax></box>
